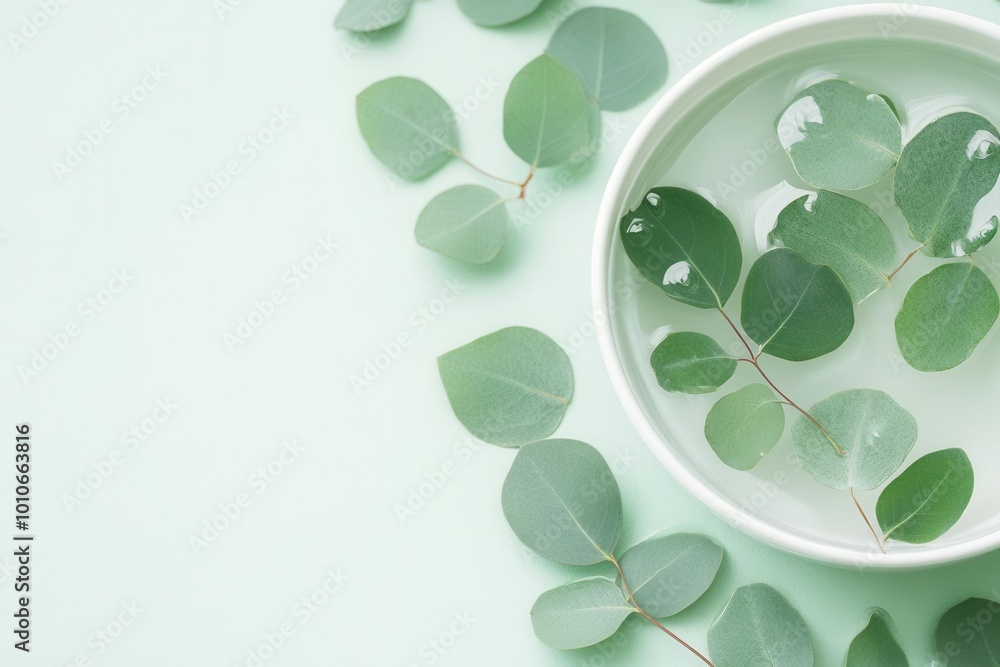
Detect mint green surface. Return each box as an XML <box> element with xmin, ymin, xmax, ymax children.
<box><xmin>9</xmin><ymin>2</ymin><xmax>1000</xmax><ymax>666</ymax></box>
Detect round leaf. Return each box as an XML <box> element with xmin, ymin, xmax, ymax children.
<box><xmin>776</xmin><ymin>79</ymin><xmax>901</xmax><ymax>191</ymax></box>
<box><xmin>705</xmin><ymin>384</ymin><xmax>785</xmax><ymax>471</ymax></box>
<box><xmin>895</xmin><ymin>263</ymin><xmax>999</xmax><ymax>372</ymax></box>
<box><xmin>770</xmin><ymin>191</ymin><xmax>895</xmax><ymax>304</ymax></box>
<box><xmin>936</xmin><ymin>598</ymin><xmax>1000</xmax><ymax>666</ymax></box>
<box><xmin>848</xmin><ymin>609</ymin><xmax>908</xmax><ymax>667</ymax></box>
<box><xmin>457</xmin><ymin>0</ymin><xmax>542</xmax><ymax>27</ymax></box>
<box><xmin>415</xmin><ymin>185</ymin><xmax>508</xmax><ymax>264</ymax></box>
<box><xmin>619</xmin><ymin>187</ymin><xmax>743</xmax><ymax>309</ymax></box>
<box><xmin>650</xmin><ymin>332</ymin><xmax>736</xmax><ymax>394</ymax></box>
<box><xmin>877</xmin><ymin>448</ymin><xmax>974</xmax><ymax>544</ymax></box>
<box><xmin>531</xmin><ymin>577</ymin><xmax>634</xmax><ymax>649</ymax></box>
<box><xmin>334</xmin><ymin>0</ymin><xmax>413</xmax><ymax>31</ymax></box>
<box><xmin>792</xmin><ymin>389</ymin><xmax>917</xmax><ymax>491</ymax></box>
<box><xmin>895</xmin><ymin>112</ymin><xmax>1000</xmax><ymax>258</ymax></box>
<box><xmin>356</xmin><ymin>77</ymin><xmax>458</xmax><ymax>181</ymax></box>
<box><xmin>708</xmin><ymin>584</ymin><xmax>814</xmax><ymax>667</ymax></box>
<box><xmin>502</xmin><ymin>439</ymin><xmax>622</xmax><ymax>565</ymax></box>
<box><xmin>617</xmin><ymin>533</ymin><xmax>723</xmax><ymax>618</ymax></box>
<box><xmin>741</xmin><ymin>247</ymin><xmax>855</xmax><ymax>361</ymax></box>
<box><xmin>546</xmin><ymin>7</ymin><xmax>668</xmax><ymax>112</ymax></box>
<box><xmin>503</xmin><ymin>55</ymin><xmax>595</xmax><ymax>168</ymax></box>
<box><xmin>437</xmin><ymin>327</ymin><xmax>572</xmax><ymax>447</ymax></box>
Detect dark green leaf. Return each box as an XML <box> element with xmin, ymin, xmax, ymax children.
<box><xmin>848</xmin><ymin>609</ymin><xmax>908</xmax><ymax>667</ymax></box>
<box><xmin>650</xmin><ymin>332</ymin><xmax>736</xmax><ymax>394</ymax></box>
<box><xmin>877</xmin><ymin>449</ymin><xmax>974</xmax><ymax>544</ymax></box>
<box><xmin>936</xmin><ymin>598</ymin><xmax>1000</xmax><ymax>666</ymax></box>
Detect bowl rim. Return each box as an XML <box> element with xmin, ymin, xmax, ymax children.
<box><xmin>592</xmin><ymin>3</ymin><xmax>1000</xmax><ymax>569</ymax></box>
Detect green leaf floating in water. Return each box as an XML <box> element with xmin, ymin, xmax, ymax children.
<box><xmin>415</xmin><ymin>185</ymin><xmax>508</xmax><ymax>264</ymax></box>
<box><xmin>776</xmin><ymin>79</ymin><xmax>902</xmax><ymax>191</ymax></box>
<box><xmin>847</xmin><ymin>609</ymin><xmax>908</xmax><ymax>667</ymax></box>
<box><xmin>334</xmin><ymin>0</ymin><xmax>414</xmax><ymax>31</ymax></box>
<box><xmin>936</xmin><ymin>598</ymin><xmax>1000</xmax><ymax>666</ymax></box>
<box><xmin>616</xmin><ymin>533</ymin><xmax>723</xmax><ymax>618</ymax></box>
<box><xmin>437</xmin><ymin>327</ymin><xmax>573</xmax><ymax>447</ymax></box>
<box><xmin>705</xmin><ymin>384</ymin><xmax>785</xmax><ymax>471</ymax></box>
<box><xmin>770</xmin><ymin>191</ymin><xmax>896</xmax><ymax>304</ymax></box>
<box><xmin>741</xmin><ymin>247</ymin><xmax>855</xmax><ymax>361</ymax></box>
<box><xmin>356</xmin><ymin>77</ymin><xmax>458</xmax><ymax>180</ymax></box>
<box><xmin>708</xmin><ymin>583</ymin><xmax>814</xmax><ymax>667</ymax></box>
<box><xmin>530</xmin><ymin>577</ymin><xmax>634</xmax><ymax>649</ymax></box>
<box><xmin>546</xmin><ymin>7</ymin><xmax>668</xmax><ymax>111</ymax></box>
<box><xmin>895</xmin><ymin>112</ymin><xmax>1000</xmax><ymax>258</ymax></box>
<box><xmin>502</xmin><ymin>439</ymin><xmax>622</xmax><ymax>565</ymax></box>
<box><xmin>503</xmin><ymin>54</ymin><xmax>596</xmax><ymax>168</ymax></box>
<box><xmin>895</xmin><ymin>262</ymin><xmax>999</xmax><ymax>372</ymax></box>
<box><xmin>792</xmin><ymin>389</ymin><xmax>917</xmax><ymax>491</ymax></box>
<box><xmin>649</xmin><ymin>332</ymin><xmax>736</xmax><ymax>394</ymax></box>
<box><xmin>619</xmin><ymin>187</ymin><xmax>743</xmax><ymax>309</ymax></box>
<box><xmin>457</xmin><ymin>0</ymin><xmax>543</xmax><ymax>27</ymax></box>
<box><xmin>877</xmin><ymin>448</ymin><xmax>974</xmax><ymax>544</ymax></box>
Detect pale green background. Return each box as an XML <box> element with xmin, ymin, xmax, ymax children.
<box><xmin>2</xmin><ymin>0</ymin><xmax>1000</xmax><ymax>665</ymax></box>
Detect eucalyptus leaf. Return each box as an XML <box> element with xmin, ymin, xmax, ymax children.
<box><xmin>617</xmin><ymin>533</ymin><xmax>723</xmax><ymax>618</ymax></box>
<box><xmin>741</xmin><ymin>247</ymin><xmax>855</xmax><ymax>361</ymax></box>
<box><xmin>457</xmin><ymin>0</ymin><xmax>543</xmax><ymax>27</ymax></box>
<box><xmin>334</xmin><ymin>0</ymin><xmax>413</xmax><ymax>31</ymax></box>
<box><xmin>895</xmin><ymin>112</ymin><xmax>1000</xmax><ymax>257</ymax></box>
<box><xmin>708</xmin><ymin>584</ymin><xmax>814</xmax><ymax>667</ymax></box>
<box><xmin>895</xmin><ymin>262</ymin><xmax>999</xmax><ymax>372</ymax></box>
<box><xmin>705</xmin><ymin>384</ymin><xmax>785</xmax><ymax>471</ymax></box>
<box><xmin>847</xmin><ymin>609</ymin><xmax>908</xmax><ymax>667</ymax></box>
<box><xmin>770</xmin><ymin>191</ymin><xmax>895</xmax><ymax>303</ymax></box>
<box><xmin>792</xmin><ymin>389</ymin><xmax>917</xmax><ymax>491</ymax></box>
<box><xmin>502</xmin><ymin>439</ymin><xmax>622</xmax><ymax>565</ymax></box>
<box><xmin>531</xmin><ymin>577</ymin><xmax>634</xmax><ymax>649</ymax></box>
<box><xmin>776</xmin><ymin>79</ymin><xmax>901</xmax><ymax>191</ymax></box>
<box><xmin>546</xmin><ymin>7</ymin><xmax>668</xmax><ymax>111</ymax></box>
<box><xmin>936</xmin><ymin>598</ymin><xmax>1000</xmax><ymax>666</ymax></box>
<box><xmin>415</xmin><ymin>185</ymin><xmax>508</xmax><ymax>263</ymax></box>
<box><xmin>437</xmin><ymin>327</ymin><xmax>572</xmax><ymax>446</ymax></box>
<box><xmin>877</xmin><ymin>448</ymin><xmax>974</xmax><ymax>544</ymax></box>
<box><xmin>356</xmin><ymin>77</ymin><xmax>458</xmax><ymax>180</ymax></box>
<box><xmin>619</xmin><ymin>187</ymin><xmax>742</xmax><ymax>309</ymax></box>
<box><xmin>650</xmin><ymin>332</ymin><xmax>737</xmax><ymax>394</ymax></box>
<box><xmin>503</xmin><ymin>54</ymin><xmax>595</xmax><ymax>168</ymax></box>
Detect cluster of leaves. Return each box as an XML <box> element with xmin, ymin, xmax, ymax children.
<box><xmin>347</xmin><ymin>5</ymin><xmax>668</xmax><ymax>264</ymax></box>
<box><xmin>620</xmin><ymin>78</ymin><xmax>998</xmax><ymax>549</ymax></box>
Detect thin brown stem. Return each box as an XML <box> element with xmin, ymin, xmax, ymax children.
<box><xmin>608</xmin><ymin>555</ymin><xmax>715</xmax><ymax>667</ymax></box>
<box><xmin>717</xmin><ymin>307</ymin><xmax>755</xmax><ymax>359</ymax></box>
<box><xmin>887</xmin><ymin>245</ymin><xmax>923</xmax><ymax>282</ymax></box>
<box><xmin>451</xmin><ymin>151</ymin><xmax>523</xmax><ymax>187</ymax></box>
<box><xmin>850</xmin><ymin>487</ymin><xmax>886</xmax><ymax>555</ymax></box>
<box><xmin>518</xmin><ymin>167</ymin><xmax>536</xmax><ymax>200</ymax></box>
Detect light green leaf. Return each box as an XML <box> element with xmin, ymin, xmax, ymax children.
<box><xmin>356</xmin><ymin>77</ymin><xmax>458</xmax><ymax>181</ymax></box>
<box><xmin>502</xmin><ymin>439</ymin><xmax>622</xmax><ymax>565</ymax></box>
<box><xmin>792</xmin><ymin>389</ymin><xmax>917</xmax><ymax>491</ymax></box>
<box><xmin>546</xmin><ymin>7</ymin><xmax>668</xmax><ymax>111</ymax></box>
<box><xmin>877</xmin><ymin>449</ymin><xmax>974</xmax><ymax>544</ymax></box>
<box><xmin>848</xmin><ymin>609</ymin><xmax>908</xmax><ymax>667</ymax></box>
<box><xmin>650</xmin><ymin>332</ymin><xmax>736</xmax><ymax>394</ymax></box>
<box><xmin>895</xmin><ymin>263</ymin><xmax>999</xmax><ymax>372</ymax></box>
<box><xmin>415</xmin><ymin>185</ymin><xmax>508</xmax><ymax>263</ymax></box>
<box><xmin>776</xmin><ymin>79</ymin><xmax>901</xmax><ymax>191</ymax></box>
<box><xmin>770</xmin><ymin>191</ymin><xmax>895</xmax><ymax>303</ymax></box>
<box><xmin>705</xmin><ymin>384</ymin><xmax>785</xmax><ymax>471</ymax></box>
<box><xmin>708</xmin><ymin>584</ymin><xmax>814</xmax><ymax>667</ymax></box>
<box><xmin>741</xmin><ymin>247</ymin><xmax>855</xmax><ymax>361</ymax></box>
<box><xmin>503</xmin><ymin>54</ymin><xmax>596</xmax><ymax>168</ymax></box>
<box><xmin>895</xmin><ymin>112</ymin><xmax>1000</xmax><ymax>257</ymax></box>
<box><xmin>936</xmin><ymin>599</ymin><xmax>1000</xmax><ymax>666</ymax></box>
<box><xmin>531</xmin><ymin>577</ymin><xmax>634</xmax><ymax>649</ymax></box>
<box><xmin>334</xmin><ymin>0</ymin><xmax>413</xmax><ymax>31</ymax></box>
<box><xmin>619</xmin><ymin>187</ymin><xmax>742</xmax><ymax>309</ymax></box>
<box><xmin>617</xmin><ymin>533</ymin><xmax>723</xmax><ymax>618</ymax></box>
<box><xmin>437</xmin><ymin>327</ymin><xmax>572</xmax><ymax>447</ymax></box>
<box><xmin>457</xmin><ymin>0</ymin><xmax>543</xmax><ymax>27</ymax></box>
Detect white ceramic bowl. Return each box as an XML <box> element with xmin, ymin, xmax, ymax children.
<box><xmin>593</xmin><ymin>4</ymin><xmax>1000</xmax><ymax>569</ymax></box>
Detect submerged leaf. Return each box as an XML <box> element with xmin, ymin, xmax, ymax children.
<box><xmin>708</xmin><ymin>584</ymin><xmax>814</xmax><ymax>667</ymax></box>
<box><xmin>415</xmin><ymin>185</ymin><xmax>508</xmax><ymax>263</ymax></box>
<box><xmin>617</xmin><ymin>533</ymin><xmax>723</xmax><ymax>618</ymax></box>
<box><xmin>531</xmin><ymin>577</ymin><xmax>634</xmax><ymax>649</ymax></box>
<box><xmin>705</xmin><ymin>384</ymin><xmax>785</xmax><ymax>471</ymax></box>
<box><xmin>650</xmin><ymin>332</ymin><xmax>737</xmax><ymax>394</ymax></box>
<box><xmin>877</xmin><ymin>449</ymin><xmax>974</xmax><ymax>544</ymax></box>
